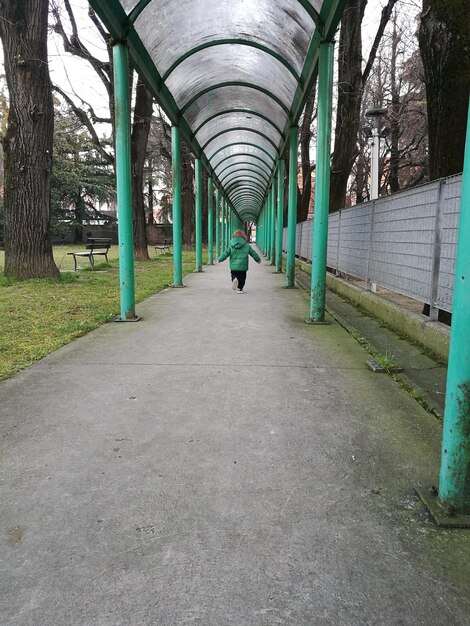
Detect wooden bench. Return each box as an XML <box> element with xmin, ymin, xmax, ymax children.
<box><xmin>154</xmin><ymin>239</ymin><xmax>172</xmax><ymax>255</ymax></box>
<box><xmin>67</xmin><ymin>237</ymin><xmax>112</xmax><ymax>271</ymax></box>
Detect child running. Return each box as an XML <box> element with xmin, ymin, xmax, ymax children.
<box><xmin>217</xmin><ymin>230</ymin><xmax>261</xmax><ymax>293</ymax></box>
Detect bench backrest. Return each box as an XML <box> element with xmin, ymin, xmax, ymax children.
<box><xmin>86</xmin><ymin>238</ymin><xmax>111</xmax><ymax>250</ymax></box>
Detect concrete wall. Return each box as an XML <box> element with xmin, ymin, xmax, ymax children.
<box><xmin>295</xmin><ymin>258</ymin><xmax>450</xmax><ymax>362</ymax></box>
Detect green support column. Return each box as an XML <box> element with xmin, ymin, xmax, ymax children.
<box><xmin>286</xmin><ymin>126</ymin><xmax>299</xmax><ymax>287</ymax></box>
<box><xmin>260</xmin><ymin>205</ymin><xmax>265</xmax><ymax>254</ymax></box>
<box><xmin>276</xmin><ymin>159</ymin><xmax>285</xmax><ymax>272</ymax></box>
<box><xmin>113</xmin><ymin>42</ymin><xmax>136</xmax><ymax>320</ymax></box>
<box><xmin>208</xmin><ymin>177</ymin><xmax>214</xmax><ymax>264</ymax></box>
<box><xmin>195</xmin><ymin>158</ymin><xmax>203</xmax><ymax>272</ymax></box>
<box><xmin>265</xmin><ymin>204</ymin><xmax>268</xmax><ymax>255</ymax></box>
<box><xmin>270</xmin><ymin>183</ymin><xmax>276</xmax><ymax>265</ymax></box>
<box><xmin>268</xmin><ymin>194</ymin><xmax>273</xmax><ymax>261</ymax></box>
<box><xmin>261</xmin><ymin>210</ymin><xmax>265</xmax><ymax>254</ymax></box>
<box><xmin>171</xmin><ymin>126</ymin><xmax>183</xmax><ymax>286</ymax></box>
<box><xmin>221</xmin><ymin>199</ymin><xmax>225</xmax><ymax>251</ymax></box>
<box><xmin>435</xmin><ymin>102</ymin><xmax>470</xmax><ymax>521</ymax></box>
<box><xmin>263</xmin><ymin>204</ymin><xmax>267</xmax><ymax>255</ymax></box>
<box><xmin>222</xmin><ymin>199</ymin><xmax>225</xmax><ymax>250</ymax></box>
<box><xmin>309</xmin><ymin>41</ymin><xmax>334</xmax><ymax>321</ymax></box>
<box><xmin>215</xmin><ymin>187</ymin><xmax>221</xmax><ymax>257</ymax></box>
<box><xmin>266</xmin><ymin>197</ymin><xmax>270</xmax><ymax>258</ymax></box>
<box><xmin>265</xmin><ymin>198</ymin><xmax>269</xmax><ymax>258</ymax></box>
<box><xmin>223</xmin><ymin>199</ymin><xmax>227</xmax><ymax>248</ymax></box>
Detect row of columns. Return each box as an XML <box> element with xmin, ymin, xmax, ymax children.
<box><xmin>114</xmin><ymin>40</ymin><xmax>238</xmax><ymax>302</ymax></box>
<box><xmin>258</xmin><ymin>42</ymin><xmax>334</xmax><ymax>324</ymax></box>
<box><xmin>171</xmin><ymin>134</ymin><xmax>237</xmax><ymax>286</ymax></box>
<box><xmin>113</xmin><ymin>38</ymin><xmax>470</xmax><ymax>520</ymax></box>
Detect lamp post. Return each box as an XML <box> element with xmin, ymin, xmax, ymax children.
<box><xmin>361</xmin><ymin>108</ymin><xmax>389</xmax><ymax>293</ymax></box>
<box><xmin>362</xmin><ymin>107</ymin><xmax>388</xmax><ymax>200</ymax></box>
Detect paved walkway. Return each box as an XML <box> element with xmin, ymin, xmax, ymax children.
<box><xmin>2</xmin><ymin>255</ymin><xmax>470</xmax><ymax>625</ymax></box>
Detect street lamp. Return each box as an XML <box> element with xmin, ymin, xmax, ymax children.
<box><xmin>362</xmin><ymin>107</ymin><xmax>388</xmax><ymax>200</ymax></box>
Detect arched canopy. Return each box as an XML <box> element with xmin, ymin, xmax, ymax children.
<box><xmin>89</xmin><ymin>0</ymin><xmax>346</xmax><ymax>222</ymax></box>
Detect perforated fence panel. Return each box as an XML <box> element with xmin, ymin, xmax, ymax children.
<box><xmin>337</xmin><ymin>203</ymin><xmax>372</xmax><ymax>280</ymax></box>
<box><xmin>282</xmin><ymin>174</ymin><xmax>462</xmax><ymax>313</ymax></box>
<box><xmin>368</xmin><ymin>184</ymin><xmax>438</xmax><ymax>303</ymax></box>
<box><xmin>436</xmin><ymin>176</ymin><xmax>462</xmax><ymax>312</ymax></box>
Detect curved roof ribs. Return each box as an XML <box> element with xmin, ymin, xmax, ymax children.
<box><xmin>89</xmin><ymin>0</ymin><xmax>345</xmax><ymax>221</ymax></box>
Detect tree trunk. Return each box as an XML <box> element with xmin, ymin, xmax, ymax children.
<box><xmin>389</xmin><ymin>12</ymin><xmax>400</xmax><ymax>193</ymax></box>
<box><xmin>131</xmin><ymin>77</ymin><xmax>152</xmax><ymax>261</ymax></box>
<box><xmin>329</xmin><ymin>0</ymin><xmax>367</xmax><ymax>212</ymax></box>
<box><xmin>298</xmin><ymin>86</ymin><xmax>316</xmax><ymax>222</ymax></box>
<box><xmin>354</xmin><ymin>146</ymin><xmax>368</xmax><ymax>203</ymax></box>
<box><xmin>0</xmin><ymin>0</ymin><xmax>59</xmax><ymax>278</ymax></box>
<box><xmin>73</xmin><ymin>193</ymin><xmax>85</xmax><ymax>243</ymax></box>
<box><xmin>419</xmin><ymin>0</ymin><xmax>470</xmax><ymax>179</ymax></box>
<box><xmin>181</xmin><ymin>141</ymin><xmax>194</xmax><ymax>247</ymax></box>
<box><xmin>147</xmin><ymin>173</ymin><xmax>154</xmax><ymax>225</ymax></box>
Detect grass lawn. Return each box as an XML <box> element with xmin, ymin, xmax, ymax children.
<box><xmin>0</xmin><ymin>245</ymin><xmax>198</xmax><ymax>381</ymax></box>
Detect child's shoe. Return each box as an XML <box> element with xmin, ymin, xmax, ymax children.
<box><xmin>232</xmin><ymin>277</ymin><xmax>238</xmax><ymax>291</ymax></box>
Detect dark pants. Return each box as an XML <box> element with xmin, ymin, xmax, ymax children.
<box><xmin>231</xmin><ymin>270</ymin><xmax>247</xmax><ymax>290</ymax></box>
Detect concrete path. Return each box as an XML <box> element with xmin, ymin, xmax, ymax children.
<box><xmin>296</xmin><ymin>269</ymin><xmax>448</xmax><ymax>418</ymax></box>
<box><xmin>1</xmin><ymin>256</ymin><xmax>470</xmax><ymax>625</ymax></box>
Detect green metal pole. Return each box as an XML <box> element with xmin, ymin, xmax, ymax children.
<box><xmin>195</xmin><ymin>158</ymin><xmax>203</xmax><ymax>272</ymax></box>
<box><xmin>269</xmin><ymin>193</ymin><xmax>273</xmax><ymax>262</ymax></box>
<box><xmin>222</xmin><ymin>199</ymin><xmax>225</xmax><ymax>249</ymax></box>
<box><xmin>260</xmin><ymin>205</ymin><xmax>264</xmax><ymax>254</ymax></box>
<box><xmin>215</xmin><ymin>187</ymin><xmax>220</xmax><ymax>257</ymax></box>
<box><xmin>267</xmin><ymin>197</ymin><xmax>271</xmax><ymax>259</ymax></box>
<box><xmin>113</xmin><ymin>42</ymin><xmax>136</xmax><ymax>320</ymax></box>
<box><xmin>310</xmin><ymin>41</ymin><xmax>334</xmax><ymax>321</ymax></box>
<box><xmin>286</xmin><ymin>126</ymin><xmax>299</xmax><ymax>287</ymax></box>
<box><xmin>438</xmin><ymin>101</ymin><xmax>470</xmax><ymax>515</ymax></box>
<box><xmin>220</xmin><ymin>199</ymin><xmax>225</xmax><ymax>251</ymax></box>
<box><xmin>262</xmin><ymin>203</ymin><xmax>266</xmax><ymax>254</ymax></box>
<box><xmin>276</xmin><ymin>159</ymin><xmax>285</xmax><ymax>272</ymax></box>
<box><xmin>171</xmin><ymin>126</ymin><xmax>183</xmax><ymax>286</ymax></box>
<box><xmin>266</xmin><ymin>196</ymin><xmax>270</xmax><ymax>258</ymax></box>
<box><xmin>208</xmin><ymin>177</ymin><xmax>214</xmax><ymax>264</ymax></box>
<box><xmin>223</xmin><ymin>199</ymin><xmax>227</xmax><ymax>248</ymax></box>
<box><xmin>270</xmin><ymin>183</ymin><xmax>276</xmax><ymax>265</ymax></box>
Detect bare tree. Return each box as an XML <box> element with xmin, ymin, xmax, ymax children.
<box><xmin>329</xmin><ymin>0</ymin><xmax>398</xmax><ymax>212</ymax></box>
<box><xmin>355</xmin><ymin>9</ymin><xmax>428</xmax><ymax>198</ymax></box>
<box><xmin>154</xmin><ymin>109</ymin><xmax>195</xmax><ymax>246</ymax></box>
<box><xmin>0</xmin><ymin>0</ymin><xmax>59</xmax><ymax>278</ymax></box>
<box><xmin>51</xmin><ymin>0</ymin><xmax>153</xmax><ymax>260</ymax></box>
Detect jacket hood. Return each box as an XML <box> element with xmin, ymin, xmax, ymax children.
<box><xmin>231</xmin><ymin>237</ymin><xmax>247</xmax><ymax>249</ymax></box>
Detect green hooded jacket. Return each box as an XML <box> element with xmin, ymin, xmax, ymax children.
<box><xmin>218</xmin><ymin>237</ymin><xmax>261</xmax><ymax>271</ymax></box>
